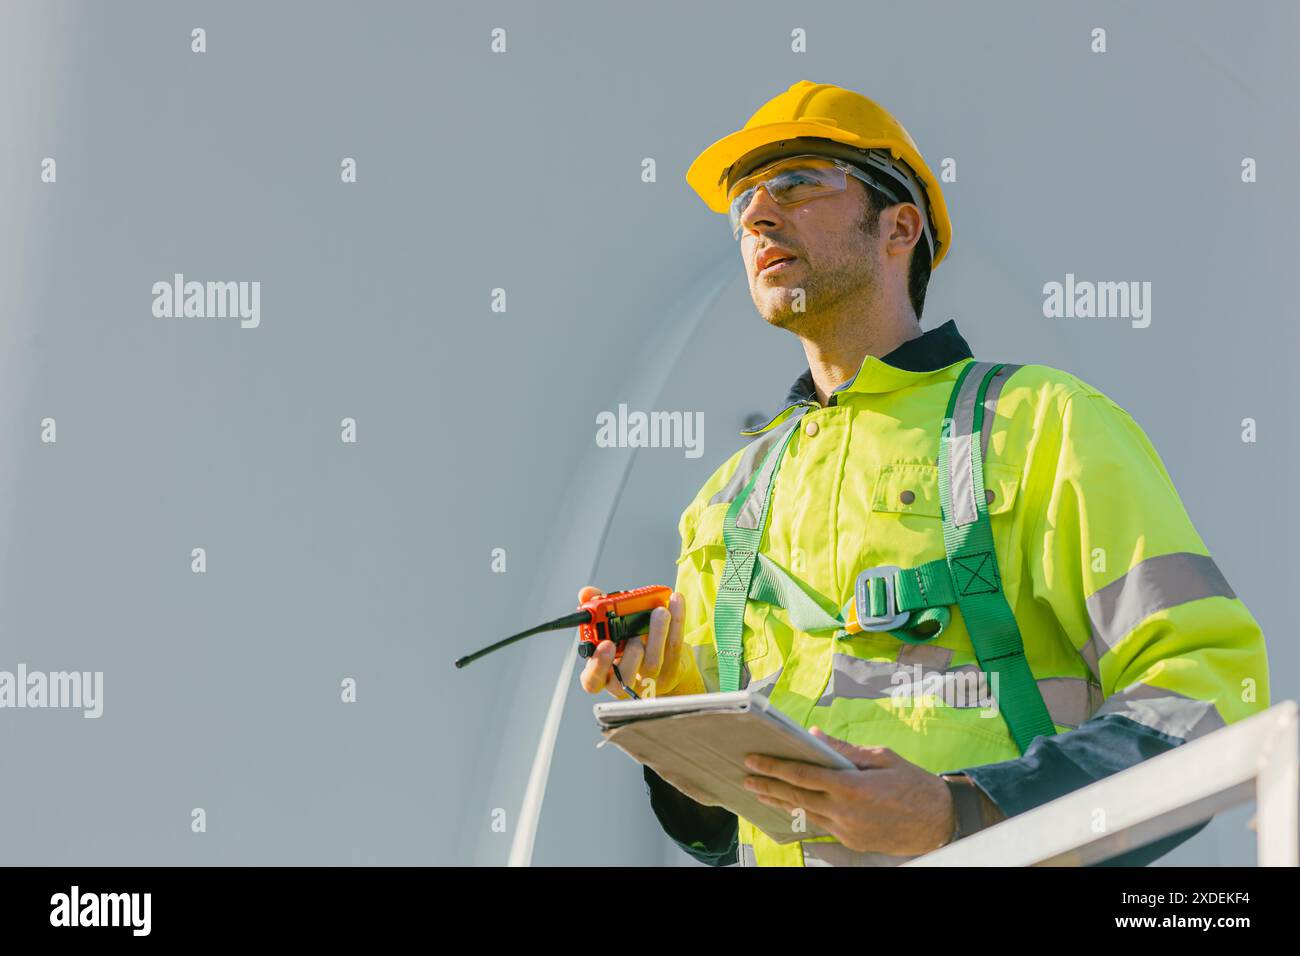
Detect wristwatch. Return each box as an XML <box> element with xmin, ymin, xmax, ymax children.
<box><xmin>940</xmin><ymin>773</ymin><xmax>989</xmax><ymax>844</ymax></box>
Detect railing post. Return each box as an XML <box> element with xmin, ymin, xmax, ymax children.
<box><xmin>1255</xmin><ymin>701</ymin><xmax>1299</xmax><ymax>866</ymax></box>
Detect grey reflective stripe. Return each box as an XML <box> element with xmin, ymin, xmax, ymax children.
<box><xmin>745</xmin><ymin>667</ymin><xmax>782</xmax><ymax>699</ymax></box>
<box><xmin>1086</xmin><ymin>552</ymin><xmax>1237</xmax><ymax>657</ymax></box>
<box><xmin>738</xmin><ymin>843</ymin><xmax>757</xmax><ymax>866</ymax></box>
<box><xmin>947</xmin><ymin>436</ymin><xmax>977</xmax><ymax>527</ymax></box>
<box><xmin>979</xmin><ymin>363</ymin><xmax>1021</xmax><ymax>464</ymax></box>
<box><xmin>1037</xmin><ymin>676</ymin><xmax>1105</xmax><ymax>729</ymax></box>
<box><xmin>945</xmin><ymin>361</ymin><xmax>997</xmax><ymax>527</ymax></box>
<box><xmin>801</xmin><ymin>842</ymin><xmax>918</xmax><ymax>867</ymax></box>
<box><xmin>817</xmin><ymin>652</ymin><xmax>1100</xmax><ymax>727</ymax></box>
<box><xmin>933</xmin><ymin>361</ymin><xmax>1019</xmax><ymax>466</ymax></box>
<box><xmin>817</xmin><ymin>654</ymin><xmax>993</xmax><ymax>708</ymax></box>
<box><xmin>1092</xmin><ymin>682</ymin><xmax>1226</xmax><ymax>742</ymax></box>
<box><xmin>817</xmin><ymin>654</ymin><xmax>921</xmax><ymax>707</ymax></box>
<box><xmin>735</xmin><ymin>417</ymin><xmax>801</xmax><ymax>530</ymax></box>
<box><xmin>709</xmin><ymin>415</ymin><xmax>804</xmax><ymax>509</ymax></box>
<box><xmin>1079</xmin><ymin>639</ymin><xmax>1102</xmax><ymax>683</ymax></box>
<box><xmin>899</xmin><ymin>642</ymin><xmax>954</xmax><ymax>670</ymax></box>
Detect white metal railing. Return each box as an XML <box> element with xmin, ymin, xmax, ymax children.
<box><xmin>905</xmin><ymin>700</ymin><xmax>1298</xmax><ymax>866</ymax></box>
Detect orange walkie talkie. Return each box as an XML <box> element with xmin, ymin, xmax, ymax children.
<box><xmin>454</xmin><ymin>585</ymin><xmax>672</xmax><ymax>699</ymax></box>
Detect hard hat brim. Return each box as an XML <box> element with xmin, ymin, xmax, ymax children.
<box><xmin>687</xmin><ymin>120</ymin><xmax>897</xmax><ymax>214</ymax></box>
<box><xmin>686</xmin><ymin>120</ymin><xmax>951</xmax><ymax>269</ymax></box>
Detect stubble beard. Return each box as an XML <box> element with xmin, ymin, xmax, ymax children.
<box><xmin>759</xmin><ymin>249</ymin><xmax>879</xmax><ymax>336</ymax></box>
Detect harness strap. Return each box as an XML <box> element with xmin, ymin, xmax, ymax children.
<box><xmin>939</xmin><ymin>361</ymin><xmax>1057</xmax><ymax>753</ymax></box>
<box><xmin>715</xmin><ymin>424</ymin><xmax>800</xmax><ymax>694</ymax></box>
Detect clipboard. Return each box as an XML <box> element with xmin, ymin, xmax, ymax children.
<box><xmin>593</xmin><ymin>690</ymin><xmax>856</xmax><ymax>844</ymax></box>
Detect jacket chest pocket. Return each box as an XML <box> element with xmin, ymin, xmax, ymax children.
<box><xmin>677</xmin><ymin>502</ymin><xmax>770</xmax><ymax>661</ymax></box>
<box><xmin>676</xmin><ymin>501</ymin><xmax>729</xmax><ymax>566</ymax></box>
<box><xmin>868</xmin><ymin>460</ymin><xmax>1023</xmax><ymax>562</ymax></box>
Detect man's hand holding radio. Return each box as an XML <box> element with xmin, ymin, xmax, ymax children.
<box><xmin>577</xmin><ymin>587</ymin><xmax>704</xmax><ymax>700</ymax></box>
<box><xmin>579</xmin><ymin>586</ymin><xmax>723</xmax><ymax>811</ymax></box>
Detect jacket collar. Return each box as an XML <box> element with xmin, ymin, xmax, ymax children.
<box><xmin>745</xmin><ymin>319</ymin><xmax>975</xmax><ymax>435</ymax></box>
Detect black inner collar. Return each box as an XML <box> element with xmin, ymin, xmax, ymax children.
<box><xmin>782</xmin><ymin>319</ymin><xmax>974</xmax><ymax>406</ymax></box>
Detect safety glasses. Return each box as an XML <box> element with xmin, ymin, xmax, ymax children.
<box><xmin>727</xmin><ymin>154</ymin><xmax>908</xmax><ymax>240</ymax></box>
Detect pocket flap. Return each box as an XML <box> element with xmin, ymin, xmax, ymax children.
<box><xmin>871</xmin><ymin>461</ymin><xmax>1021</xmax><ymax>518</ymax></box>
<box><xmin>676</xmin><ymin>502</ymin><xmax>730</xmax><ymax>563</ymax></box>
<box><xmin>871</xmin><ymin>462</ymin><xmax>943</xmax><ymax>517</ymax></box>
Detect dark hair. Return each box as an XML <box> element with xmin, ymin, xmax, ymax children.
<box><xmin>857</xmin><ymin>182</ymin><xmax>932</xmax><ymax>320</ymax></box>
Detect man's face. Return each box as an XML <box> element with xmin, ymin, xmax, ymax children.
<box><xmin>735</xmin><ymin>160</ymin><xmax>881</xmax><ymax>331</ymax></box>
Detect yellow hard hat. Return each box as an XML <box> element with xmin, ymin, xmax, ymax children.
<box><xmin>686</xmin><ymin>80</ymin><xmax>952</xmax><ymax>269</ymax></box>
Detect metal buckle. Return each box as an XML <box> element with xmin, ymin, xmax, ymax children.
<box><xmin>854</xmin><ymin>565</ymin><xmax>909</xmax><ymax>632</ymax></box>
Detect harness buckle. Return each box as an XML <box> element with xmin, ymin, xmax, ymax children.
<box><xmin>854</xmin><ymin>565</ymin><xmax>910</xmax><ymax>632</ymax></box>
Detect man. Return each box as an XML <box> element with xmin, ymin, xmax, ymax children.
<box><xmin>578</xmin><ymin>80</ymin><xmax>1269</xmax><ymax>866</ymax></box>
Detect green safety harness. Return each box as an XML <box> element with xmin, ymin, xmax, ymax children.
<box><xmin>713</xmin><ymin>360</ymin><xmax>1057</xmax><ymax>755</ymax></box>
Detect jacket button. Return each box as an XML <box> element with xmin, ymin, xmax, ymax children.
<box><xmin>900</xmin><ymin>490</ymin><xmax>916</xmax><ymax>505</ymax></box>
<box><xmin>804</xmin><ymin>420</ymin><xmax>819</xmax><ymax>437</ymax></box>
<box><xmin>986</xmin><ymin>489</ymin><xmax>996</xmax><ymax>504</ymax></box>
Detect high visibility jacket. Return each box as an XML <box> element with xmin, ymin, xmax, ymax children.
<box><xmin>644</xmin><ymin>319</ymin><xmax>1270</xmax><ymax>867</ymax></box>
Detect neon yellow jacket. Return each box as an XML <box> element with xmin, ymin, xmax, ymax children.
<box><xmin>645</xmin><ymin>319</ymin><xmax>1270</xmax><ymax>866</ymax></box>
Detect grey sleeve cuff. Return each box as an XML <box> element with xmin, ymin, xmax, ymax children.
<box><xmin>955</xmin><ymin>713</ymin><xmax>1211</xmax><ymax>866</ymax></box>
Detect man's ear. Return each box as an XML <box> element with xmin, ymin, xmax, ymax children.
<box><xmin>886</xmin><ymin>203</ymin><xmax>925</xmax><ymax>257</ymax></box>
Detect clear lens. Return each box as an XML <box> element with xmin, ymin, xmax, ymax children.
<box><xmin>728</xmin><ymin>157</ymin><xmax>848</xmax><ymax>238</ymax></box>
